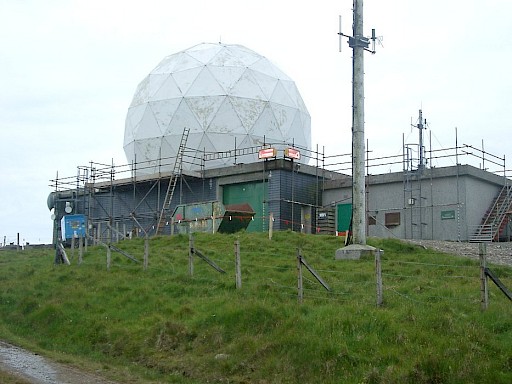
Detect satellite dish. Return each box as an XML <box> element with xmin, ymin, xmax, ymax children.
<box><xmin>65</xmin><ymin>202</ymin><xmax>73</xmax><ymax>214</ymax></box>
<box><xmin>51</xmin><ymin>214</ymin><xmax>56</xmax><ymax>220</ymax></box>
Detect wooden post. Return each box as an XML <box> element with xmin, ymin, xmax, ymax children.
<box><xmin>85</xmin><ymin>226</ymin><xmax>88</xmax><ymax>253</ymax></box>
<box><xmin>71</xmin><ymin>236</ymin><xmax>76</xmax><ymax>258</ymax></box>
<box><xmin>116</xmin><ymin>222</ymin><xmax>120</xmax><ymax>243</ymax></box>
<box><xmin>17</xmin><ymin>233</ymin><xmax>20</xmax><ymax>252</ymax></box>
<box><xmin>212</xmin><ymin>214</ymin><xmax>216</xmax><ymax>234</ymax></box>
<box><xmin>78</xmin><ymin>235</ymin><xmax>83</xmax><ymax>265</ymax></box>
<box><xmin>297</xmin><ymin>248</ymin><xmax>303</xmax><ymax>304</ymax></box>
<box><xmin>375</xmin><ymin>249</ymin><xmax>383</xmax><ymax>307</ymax></box>
<box><xmin>97</xmin><ymin>222</ymin><xmax>101</xmax><ymax>245</ymax></box>
<box><xmin>235</xmin><ymin>240</ymin><xmax>241</xmax><ymax>289</ymax></box>
<box><xmin>123</xmin><ymin>223</ymin><xmax>127</xmax><ymax>240</ymax></box>
<box><xmin>107</xmin><ymin>244</ymin><xmax>111</xmax><ymax>271</ymax></box>
<box><xmin>188</xmin><ymin>233</ymin><xmax>194</xmax><ymax>276</ymax></box>
<box><xmin>479</xmin><ymin>243</ymin><xmax>488</xmax><ymax>310</ymax></box>
<box><xmin>144</xmin><ymin>234</ymin><xmax>149</xmax><ymax>271</ymax></box>
<box><xmin>170</xmin><ymin>217</ymin><xmax>175</xmax><ymax>236</ymax></box>
<box><xmin>269</xmin><ymin>212</ymin><xmax>274</xmax><ymax>240</ymax></box>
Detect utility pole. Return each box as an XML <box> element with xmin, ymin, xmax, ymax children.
<box><xmin>336</xmin><ymin>0</ymin><xmax>378</xmax><ymax>259</ymax></box>
<box><xmin>339</xmin><ymin>0</ymin><xmax>376</xmax><ymax>244</ymax></box>
<box><xmin>351</xmin><ymin>0</ymin><xmax>367</xmax><ymax>245</ymax></box>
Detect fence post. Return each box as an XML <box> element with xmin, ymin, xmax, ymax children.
<box><xmin>235</xmin><ymin>240</ymin><xmax>241</xmax><ymax>289</ymax></box>
<box><xmin>78</xmin><ymin>235</ymin><xmax>83</xmax><ymax>265</ymax></box>
<box><xmin>297</xmin><ymin>248</ymin><xmax>303</xmax><ymax>304</ymax></box>
<box><xmin>96</xmin><ymin>223</ymin><xmax>101</xmax><ymax>245</ymax></box>
<box><xmin>144</xmin><ymin>234</ymin><xmax>149</xmax><ymax>271</ymax></box>
<box><xmin>189</xmin><ymin>233</ymin><xmax>194</xmax><ymax>276</ymax></box>
<box><xmin>71</xmin><ymin>236</ymin><xmax>76</xmax><ymax>258</ymax></box>
<box><xmin>107</xmin><ymin>244</ymin><xmax>111</xmax><ymax>271</ymax></box>
<box><xmin>375</xmin><ymin>249</ymin><xmax>383</xmax><ymax>307</ymax></box>
<box><xmin>479</xmin><ymin>243</ymin><xmax>488</xmax><ymax>310</ymax></box>
<box><xmin>269</xmin><ymin>212</ymin><xmax>274</xmax><ymax>240</ymax></box>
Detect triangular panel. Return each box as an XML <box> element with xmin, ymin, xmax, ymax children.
<box><xmin>250</xmin><ymin>70</ymin><xmax>278</xmax><ymax>100</ymax></box>
<box><xmin>186</xmin><ymin>96</ymin><xmax>225</xmax><ymax>130</ymax></box>
<box><xmin>152</xmin><ymin>55</ymin><xmax>179</xmax><ymax>75</ymax></box>
<box><xmin>229</xmin><ymin>96</ymin><xmax>267</xmax><ymax>131</ymax></box>
<box><xmin>123</xmin><ymin>141</ymin><xmax>136</xmax><ymax>162</ymax></box>
<box><xmin>134</xmin><ymin>107</ymin><xmax>162</xmax><ymax>140</ymax></box>
<box><xmin>250</xmin><ymin>105</ymin><xmax>278</xmax><ymax>138</ymax></box>
<box><xmin>125</xmin><ymin>104</ymin><xmax>147</xmax><ymax>138</ymax></box>
<box><xmin>170</xmin><ymin>52</ymin><xmax>203</xmax><ymax>72</ymax></box>
<box><xmin>130</xmin><ymin>75</ymin><xmax>150</xmax><ymax>107</ymax></box>
<box><xmin>268</xmin><ymin>102</ymin><xmax>296</xmax><ymax>138</ymax></box>
<box><xmin>150</xmin><ymin>75</ymin><xmax>183</xmax><ymax>101</ymax></box>
<box><xmin>185</xmin><ymin>66</ymin><xmax>225</xmax><ymax>97</ymax></box>
<box><xmin>134</xmin><ymin>137</ymin><xmax>162</xmax><ymax>163</ymax></box>
<box><xmin>172</xmin><ymin>66</ymin><xmax>203</xmax><ymax>95</ymax></box>
<box><xmin>186</xmin><ymin>44</ymin><xmax>223</xmax><ymax>64</ymax></box>
<box><xmin>281</xmin><ymin>80</ymin><xmax>309</xmax><ymax>111</ymax></box>
<box><xmin>166</xmin><ymin>99</ymin><xmax>203</xmax><ymax>135</ymax></box>
<box><xmin>209</xmin><ymin>47</ymin><xmax>247</xmax><ymax>67</ymax></box>
<box><xmin>208</xmin><ymin>65</ymin><xmax>245</xmax><ymax>93</ymax></box>
<box><xmin>225</xmin><ymin>45</ymin><xmax>261</xmax><ymax>67</ymax></box>
<box><xmin>148</xmin><ymin>98</ymin><xmax>182</xmax><ymax>133</ymax></box>
<box><xmin>250</xmin><ymin>57</ymin><xmax>290</xmax><ymax>80</ymax></box>
<box><xmin>207</xmin><ymin>97</ymin><xmax>244</xmax><ymax>134</ymax></box>
<box><xmin>147</xmin><ymin>74</ymin><xmax>171</xmax><ymax>100</ymax></box>
<box><xmin>269</xmin><ymin>80</ymin><xmax>295</xmax><ymax>108</ymax></box>
<box><xmin>230</xmin><ymin>69</ymin><xmax>266</xmax><ymax>100</ymax></box>
<box><xmin>160</xmin><ymin>136</ymin><xmax>180</xmax><ymax>168</ymax></box>
<box><xmin>280</xmin><ymin>109</ymin><xmax>302</xmax><ymax>141</ymax></box>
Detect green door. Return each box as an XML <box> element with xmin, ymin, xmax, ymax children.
<box><xmin>223</xmin><ymin>181</ymin><xmax>264</xmax><ymax>232</ymax></box>
<box><xmin>337</xmin><ymin>203</ymin><xmax>352</xmax><ymax>234</ymax></box>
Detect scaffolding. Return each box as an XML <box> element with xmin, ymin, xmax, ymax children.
<box><xmin>49</xmin><ymin>125</ymin><xmax>509</xmax><ymax>243</ymax></box>
<box><xmin>49</xmin><ymin>138</ymin><xmax>331</xmax><ymax>244</ymax></box>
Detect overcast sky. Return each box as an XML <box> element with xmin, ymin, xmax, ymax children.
<box><xmin>1</xmin><ymin>0</ymin><xmax>511</xmax><ymax>244</ymax></box>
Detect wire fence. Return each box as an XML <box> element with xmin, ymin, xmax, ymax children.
<box><xmin>61</xmin><ymin>235</ymin><xmax>512</xmax><ymax>310</ymax></box>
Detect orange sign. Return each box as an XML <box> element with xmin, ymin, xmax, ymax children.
<box><xmin>285</xmin><ymin>148</ymin><xmax>300</xmax><ymax>160</ymax></box>
<box><xmin>258</xmin><ymin>148</ymin><xmax>277</xmax><ymax>159</ymax></box>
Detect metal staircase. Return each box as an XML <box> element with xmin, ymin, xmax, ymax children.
<box><xmin>156</xmin><ymin>127</ymin><xmax>190</xmax><ymax>235</ymax></box>
<box><xmin>470</xmin><ymin>185</ymin><xmax>512</xmax><ymax>242</ymax></box>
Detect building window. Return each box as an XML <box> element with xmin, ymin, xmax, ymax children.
<box><xmin>368</xmin><ymin>215</ymin><xmax>376</xmax><ymax>226</ymax></box>
<box><xmin>385</xmin><ymin>212</ymin><xmax>400</xmax><ymax>227</ymax></box>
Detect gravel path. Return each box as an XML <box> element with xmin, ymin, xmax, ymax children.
<box><xmin>405</xmin><ymin>240</ymin><xmax>512</xmax><ymax>266</ymax></box>
<box><xmin>0</xmin><ymin>341</ymin><xmax>118</xmax><ymax>384</ymax></box>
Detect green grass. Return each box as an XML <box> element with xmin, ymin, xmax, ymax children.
<box><xmin>0</xmin><ymin>232</ymin><xmax>511</xmax><ymax>383</ymax></box>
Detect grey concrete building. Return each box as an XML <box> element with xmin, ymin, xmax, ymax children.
<box><xmin>322</xmin><ymin>164</ymin><xmax>511</xmax><ymax>242</ymax></box>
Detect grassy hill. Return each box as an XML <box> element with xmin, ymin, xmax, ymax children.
<box><xmin>0</xmin><ymin>232</ymin><xmax>511</xmax><ymax>383</ymax></box>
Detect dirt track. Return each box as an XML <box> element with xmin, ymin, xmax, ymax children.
<box><xmin>0</xmin><ymin>341</ymin><xmax>118</xmax><ymax>384</ymax></box>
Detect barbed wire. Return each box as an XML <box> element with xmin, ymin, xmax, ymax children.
<box><xmin>39</xmin><ymin>240</ymin><xmax>511</xmax><ymax>308</ymax></box>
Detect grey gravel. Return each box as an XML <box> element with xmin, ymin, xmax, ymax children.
<box><xmin>0</xmin><ymin>341</ymin><xmax>118</xmax><ymax>384</ymax></box>
<box><xmin>405</xmin><ymin>240</ymin><xmax>512</xmax><ymax>266</ymax></box>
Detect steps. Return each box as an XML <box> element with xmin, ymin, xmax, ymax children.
<box><xmin>470</xmin><ymin>185</ymin><xmax>512</xmax><ymax>242</ymax></box>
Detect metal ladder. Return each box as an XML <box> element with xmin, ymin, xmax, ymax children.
<box><xmin>156</xmin><ymin>127</ymin><xmax>190</xmax><ymax>235</ymax></box>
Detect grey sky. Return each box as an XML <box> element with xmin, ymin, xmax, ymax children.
<box><xmin>1</xmin><ymin>0</ymin><xmax>510</xmax><ymax>244</ymax></box>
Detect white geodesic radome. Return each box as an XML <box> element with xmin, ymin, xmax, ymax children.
<box><xmin>124</xmin><ymin>42</ymin><xmax>311</xmax><ymax>174</ymax></box>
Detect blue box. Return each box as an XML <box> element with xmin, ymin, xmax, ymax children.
<box><xmin>61</xmin><ymin>214</ymin><xmax>87</xmax><ymax>240</ymax></box>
